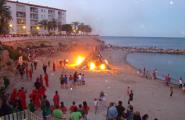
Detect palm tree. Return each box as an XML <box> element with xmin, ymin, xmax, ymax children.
<box><xmin>0</xmin><ymin>0</ymin><xmax>12</xmax><ymax>34</ymax></box>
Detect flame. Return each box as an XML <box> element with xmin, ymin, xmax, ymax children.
<box><xmin>89</xmin><ymin>62</ymin><xmax>96</xmax><ymax>70</ymax></box>
<box><xmin>67</xmin><ymin>55</ymin><xmax>85</xmax><ymax>67</ymax></box>
<box><xmin>104</xmin><ymin>59</ymin><xmax>109</xmax><ymax>65</ymax></box>
<box><xmin>76</xmin><ymin>56</ymin><xmax>85</xmax><ymax>66</ymax></box>
<box><xmin>100</xmin><ymin>64</ymin><xmax>106</xmax><ymax>70</ymax></box>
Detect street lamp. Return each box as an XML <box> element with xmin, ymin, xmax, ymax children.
<box><xmin>36</xmin><ymin>26</ymin><xmax>40</xmax><ymax>30</ymax></box>
<box><xmin>22</xmin><ymin>25</ymin><xmax>26</xmax><ymax>29</ymax></box>
<box><xmin>9</xmin><ymin>24</ymin><xmax>13</xmax><ymax>28</ymax></box>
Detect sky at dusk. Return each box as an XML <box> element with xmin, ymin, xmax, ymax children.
<box><xmin>12</xmin><ymin>0</ymin><xmax>185</xmax><ymax>37</ymax></box>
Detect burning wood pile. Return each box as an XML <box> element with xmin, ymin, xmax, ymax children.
<box><xmin>67</xmin><ymin>51</ymin><xmax>110</xmax><ymax>71</ymax></box>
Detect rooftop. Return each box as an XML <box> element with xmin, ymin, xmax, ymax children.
<box><xmin>7</xmin><ymin>0</ymin><xmax>66</xmax><ymax>12</ymax></box>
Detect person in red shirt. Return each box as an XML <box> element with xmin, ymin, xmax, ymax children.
<box><xmin>10</xmin><ymin>88</ymin><xmax>17</xmax><ymax>106</ymax></box>
<box><xmin>70</xmin><ymin>101</ymin><xmax>77</xmax><ymax>113</ymax></box>
<box><xmin>53</xmin><ymin>91</ymin><xmax>60</xmax><ymax>107</ymax></box>
<box><xmin>34</xmin><ymin>89</ymin><xmax>41</xmax><ymax>109</ymax></box>
<box><xmin>18</xmin><ymin>87</ymin><xmax>27</xmax><ymax>110</ymax></box>
<box><xmin>44</xmin><ymin>73</ymin><xmax>49</xmax><ymax>87</ymax></box>
<box><xmin>39</xmin><ymin>86</ymin><xmax>46</xmax><ymax>97</ymax></box>
<box><xmin>53</xmin><ymin>62</ymin><xmax>56</xmax><ymax>72</ymax></box>
<box><xmin>60</xmin><ymin>101</ymin><xmax>67</xmax><ymax>114</ymax></box>
<box><xmin>82</xmin><ymin>101</ymin><xmax>90</xmax><ymax>120</ymax></box>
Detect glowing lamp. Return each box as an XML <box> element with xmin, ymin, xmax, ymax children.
<box><xmin>22</xmin><ymin>26</ymin><xmax>26</xmax><ymax>29</ymax></box>
<box><xmin>36</xmin><ymin>26</ymin><xmax>40</xmax><ymax>30</ymax></box>
<box><xmin>9</xmin><ymin>24</ymin><xmax>13</xmax><ymax>28</ymax></box>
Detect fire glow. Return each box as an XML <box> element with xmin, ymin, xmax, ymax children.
<box><xmin>67</xmin><ymin>55</ymin><xmax>109</xmax><ymax>71</ymax></box>
<box><xmin>67</xmin><ymin>55</ymin><xmax>85</xmax><ymax>67</ymax></box>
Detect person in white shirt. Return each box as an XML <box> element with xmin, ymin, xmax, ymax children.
<box><xmin>179</xmin><ymin>77</ymin><xmax>183</xmax><ymax>88</ymax></box>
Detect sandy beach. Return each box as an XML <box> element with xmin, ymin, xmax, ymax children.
<box><xmin>6</xmin><ymin>37</ymin><xmax>185</xmax><ymax>120</ymax></box>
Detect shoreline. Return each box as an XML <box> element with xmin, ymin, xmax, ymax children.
<box><xmin>101</xmin><ymin>44</ymin><xmax>181</xmax><ymax>85</ymax></box>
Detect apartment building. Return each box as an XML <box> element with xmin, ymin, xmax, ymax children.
<box><xmin>6</xmin><ymin>0</ymin><xmax>66</xmax><ymax>35</ymax></box>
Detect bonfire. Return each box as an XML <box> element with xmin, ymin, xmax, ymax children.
<box><xmin>67</xmin><ymin>52</ymin><xmax>110</xmax><ymax>71</ymax></box>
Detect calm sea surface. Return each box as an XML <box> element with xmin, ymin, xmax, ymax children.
<box><xmin>101</xmin><ymin>36</ymin><xmax>185</xmax><ymax>81</ymax></box>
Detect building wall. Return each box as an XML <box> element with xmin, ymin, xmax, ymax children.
<box><xmin>6</xmin><ymin>1</ymin><xmax>66</xmax><ymax>35</ymax></box>
<box><xmin>7</xmin><ymin>2</ymin><xmax>17</xmax><ymax>34</ymax></box>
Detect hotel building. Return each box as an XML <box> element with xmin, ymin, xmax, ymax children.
<box><xmin>6</xmin><ymin>0</ymin><xmax>66</xmax><ymax>35</ymax></box>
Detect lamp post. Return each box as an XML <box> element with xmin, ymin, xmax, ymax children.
<box><xmin>9</xmin><ymin>24</ymin><xmax>13</xmax><ymax>34</ymax></box>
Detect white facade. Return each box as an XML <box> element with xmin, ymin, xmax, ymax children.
<box><xmin>6</xmin><ymin>0</ymin><xmax>66</xmax><ymax>35</ymax></box>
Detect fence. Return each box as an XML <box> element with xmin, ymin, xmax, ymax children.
<box><xmin>0</xmin><ymin>110</ymin><xmax>42</xmax><ymax>120</ymax></box>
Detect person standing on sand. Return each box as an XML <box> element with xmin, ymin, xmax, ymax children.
<box><xmin>170</xmin><ymin>86</ymin><xmax>173</xmax><ymax>97</ymax></box>
<box><xmin>29</xmin><ymin>68</ymin><xmax>32</xmax><ymax>80</ymax></box>
<box><xmin>53</xmin><ymin>62</ymin><xmax>56</xmax><ymax>72</ymax></box>
<box><xmin>30</xmin><ymin>62</ymin><xmax>34</xmax><ymax>72</ymax></box>
<box><xmin>106</xmin><ymin>102</ymin><xmax>118</xmax><ymax>120</ymax></box>
<box><xmin>165</xmin><ymin>74</ymin><xmax>171</xmax><ymax>86</ymax></box>
<box><xmin>34</xmin><ymin>61</ymin><xmax>37</xmax><ymax>70</ymax></box>
<box><xmin>43</xmin><ymin>64</ymin><xmax>47</xmax><ymax>74</ymax></box>
<box><xmin>53</xmin><ymin>91</ymin><xmax>60</xmax><ymax>107</ymax></box>
<box><xmin>128</xmin><ymin>90</ymin><xmax>133</xmax><ymax>104</ymax></box>
<box><xmin>44</xmin><ymin>73</ymin><xmax>49</xmax><ymax>87</ymax></box>
<box><xmin>127</xmin><ymin>86</ymin><xmax>130</xmax><ymax>96</ymax></box>
<box><xmin>179</xmin><ymin>77</ymin><xmax>183</xmax><ymax>88</ymax></box>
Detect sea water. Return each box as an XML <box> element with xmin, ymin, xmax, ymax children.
<box><xmin>101</xmin><ymin>36</ymin><xmax>185</xmax><ymax>82</ymax></box>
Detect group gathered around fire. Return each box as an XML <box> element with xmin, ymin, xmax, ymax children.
<box><xmin>0</xmin><ymin>58</ymin><xmax>159</xmax><ymax>120</ymax></box>
<box><xmin>0</xmin><ymin>48</ymin><xmax>165</xmax><ymax>120</ymax></box>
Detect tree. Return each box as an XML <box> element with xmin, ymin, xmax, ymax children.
<box><xmin>72</xmin><ymin>21</ymin><xmax>79</xmax><ymax>33</ymax></box>
<box><xmin>84</xmin><ymin>25</ymin><xmax>92</xmax><ymax>34</ymax></box>
<box><xmin>48</xmin><ymin>19</ymin><xmax>57</xmax><ymax>32</ymax></box>
<box><xmin>61</xmin><ymin>24</ymin><xmax>72</xmax><ymax>35</ymax></box>
<box><xmin>78</xmin><ymin>24</ymin><xmax>92</xmax><ymax>35</ymax></box>
<box><xmin>0</xmin><ymin>0</ymin><xmax>12</xmax><ymax>34</ymax></box>
<box><xmin>39</xmin><ymin>20</ymin><xmax>48</xmax><ymax>30</ymax></box>
<box><xmin>78</xmin><ymin>23</ymin><xmax>85</xmax><ymax>34</ymax></box>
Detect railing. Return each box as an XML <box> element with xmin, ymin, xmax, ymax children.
<box><xmin>0</xmin><ymin>110</ymin><xmax>43</xmax><ymax>120</ymax></box>
<box><xmin>0</xmin><ymin>35</ymin><xmax>99</xmax><ymax>42</ymax></box>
